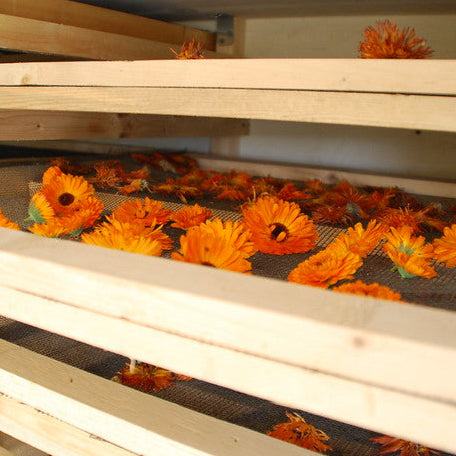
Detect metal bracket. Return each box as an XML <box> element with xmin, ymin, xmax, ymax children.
<box><xmin>216</xmin><ymin>14</ymin><xmax>234</xmax><ymax>47</ymax></box>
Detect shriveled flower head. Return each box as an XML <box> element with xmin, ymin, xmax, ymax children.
<box><xmin>172</xmin><ymin>38</ymin><xmax>205</xmax><ymax>60</ymax></box>
<box><xmin>332</xmin><ymin>220</ymin><xmax>387</xmax><ymax>258</ymax></box>
<box><xmin>171</xmin><ymin>204</ymin><xmax>213</xmax><ymax>230</ymax></box>
<box><xmin>113</xmin><ymin>362</ymin><xmax>174</xmax><ymax>393</ymax></box>
<box><xmin>288</xmin><ymin>247</ymin><xmax>363</xmax><ymax>288</ymax></box>
<box><xmin>383</xmin><ymin>226</ymin><xmax>436</xmax><ymax>279</ymax></box>
<box><xmin>433</xmin><ymin>224</ymin><xmax>456</xmax><ymax>268</ymax></box>
<box><xmin>28</xmin><ymin>220</ymin><xmax>68</xmax><ymax>238</ymax></box>
<box><xmin>359</xmin><ymin>20</ymin><xmax>433</xmax><ymax>59</ymax></box>
<box><xmin>27</xmin><ymin>192</ymin><xmax>55</xmax><ymax>224</ymax></box>
<box><xmin>379</xmin><ymin>206</ymin><xmax>446</xmax><ymax>234</ymax></box>
<box><xmin>111</xmin><ymin>197</ymin><xmax>171</xmax><ymax>227</ymax></box>
<box><xmin>172</xmin><ymin>226</ymin><xmax>252</xmax><ymax>273</ymax></box>
<box><xmin>81</xmin><ymin>219</ymin><xmax>163</xmax><ymax>256</ymax></box>
<box><xmin>333</xmin><ymin>280</ymin><xmax>402</xmax><ymax>301</ymax></box>
<box><xmin>0</xmin><ymin>209</ymin><xmax>20</xmax><ymax>230</ymax></box>
<box><xmin>371</xmin><ymin>435</ymin><xmax>439</xmax><ymax>456</ymax></box>
<box><xmin>42</xmin><ymin>171</ymin><xmax>95</xmax><ymax>215</ymax></box>
<box><xmin>242</xmin><ymin>196</ymin><xmax>317</xmax><ymax>255</ymax></box>
<box><xmin>267</xmin><ymin>412</ymin><xmax>332</xmax><ymax>453</ymax></box>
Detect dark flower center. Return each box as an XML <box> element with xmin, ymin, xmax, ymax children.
<box><xmin>201</xmin><ymin>262</ymin><xmax>215</xmax><ymax>267</ymax></box>
<box><xmin>270</xmin><ymin>223</ymin><xmax>289</xmax><ymax>242</ymax></box>
<box><xmin>58</xmin><ymin>192</ymin><xmax>75</xmax><ymax>206</ymax></box>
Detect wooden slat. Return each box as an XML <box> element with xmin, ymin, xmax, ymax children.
<box><xmin>0</xmin><ymin>0</ymin><xmax>216</xmax><ymax>50</ymax></box>
<box><xmin>0</xmin><ymin>285</ymin><xmax>454</xmax><ymax>453</ymax></box>
<box><xmin>0</xmin><ymin>394</ymin><xmax>135</xmax><ymax>456</ymax></box>
<box><xmin>193</xmin><ymin>154</ymin><xmax>456</xmax><ymax>199</ymax></box>
<box><xmin>0</xmin><ymin>339</ymin><xmax>309</xmax><ymax>456</ymax></box>
<box><xmin>0</xmin><ymin>87</ymin><xmax>453</xmax><ymax>132</ymax></box>
<box><xmin>0</xmin><ymin>229</ymin><xmax>454</xmax><ymax>407</ymax></box>
<box><xmin>0</xmin><ymin>15</ymin><xmax>221</xmax><ymax>60</ymax></box>
<box><xmin>0</xmin><ymin>111</ymin><xmax>248</xmax><ymax>140</ymax></box>
<box><xmin>0</xmin><ymin>60</ymin><xmax>454</xmax><ymax>95</ymax></box>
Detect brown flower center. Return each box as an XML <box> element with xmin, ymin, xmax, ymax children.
<box><xmin>201</xmin><ymin>262</ymin><xmax>215</xmax><ymax>267</ymax></box>
<box><xmin>270</xmin><ymin>223</ymin><xmax>289</xmax><ymax>242</ymax></box>
<box><xmin>58</xmin><ymin>192</ymin><xmax>75</xmax><ymax>206</ymax></box>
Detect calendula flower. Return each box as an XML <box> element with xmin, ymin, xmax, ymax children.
<box><xmin>371</xmin><ymin>435</ymin><xmax>439</xmax><ymax>456</ymax></box>
<box><xmin>268</xmin><ymin>412</ymin><xmax>332</xmax><ymax>453</ymax></box>
<box><xmin>331</xmin><ymin>220</ymin><xmax>387</xmax><ymax>258</ymax></box>
<box><xmin>111</xmin><ymin>198</ymin><xmax>171</xmax><ymax>227</ymax></box>
<box><xmin>27</xmin><ymin>192</ymin><xmax>55</xmax><ymax>224</ymax></box>
<box><xmin>42</xmin><ymin>166</ymin><xmax>63</xmax><ymax>186</ymax></box>
<box><xmin>42</xmin><ymin>171</ymin><xmax>95</xmax><ymax>215</ymax></box>
<box><xmin>383</xmin><ymin>226</ymin><xmax>436</xmax><ymax>279</ymax></box>
<box><xmin>277</xmin><ymin>183</ymin><xmax>311</xmax><ymax>201</ymax></box>
<box><xmin>242</xmin><ymin>196</ymin><xmax>317</xmax><ymax>255</ymax></box>
<box><xmin>288</xmin><ymin>247</ymin><xmax>363</xmax><ymax>288</ymax></box>
<box><xmin>216</xmin><ymin>187</ymin><xmax>249</xmax><ymax>201</ymax></box>
<box><xmin>90</xmin><ymin>163</ymin><xmax>122</xmax><ymax>189</ymax></box>
<box><xmin>359</xmin><ymin>20</ymin><xmax>433</xmax><ymax>59</ymax></box>
<box><xmin>379</xmin><ymin>207</ymin><xmax>446</xmax><ymax>234</ymax></box>
<box><xmin>0</xmin><ymin>209</ymin><xmax>20</xmax><ymax>230</ymax></box>
<box><xmin>58</xmin><ymin>196</ymin><xmax>104</xmax><ymax>235</ymax></box>
<box><xmin>118</xmin><ymin>179</ymin><xmax>149</xmax><ymax>195</ymax></box>
<box><xmin>172</xmin><ymin>227</ymin><xmax>252</xmax><ymax>273</ymax></box>
<box><xmin>433</xmin><ymin>224</ymin><xmax>456</xmax><ymax>268</ymax></box>
<box><xmin>172</xmin><ymin>38</ymin><xmax>205</xmax><ymax>59</ymax></box>
<box><xmin>28</xmin><ymin>220</ymin><xmax>67</xmax><ymax>238</ymax></box>
<box><xmin>81</xmin><ymin>219</ymin><xmax>163</xmax><ymax>256</ymax></box>
<box><xmin>113</xmin><ymin>362</ymin><xmax>175</xmax><ymax>393</ymax></box>
<box><xmin>333</xmin><ymin>280</ymin><xmax>402</xmax><ymax>301</ymax></box>
<box><xmin>171</xmin><ymin>204</ymin><xmax>213</xmax><ymax>230</ymax></box>
<box><xmin>198</xmin><ymin>218</ymin><xmax>256</xmax><ymax>258</ymax></box>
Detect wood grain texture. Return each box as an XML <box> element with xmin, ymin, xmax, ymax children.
<box><xmin>0</xmin><ymin>229</ymin><xmax>454</xmax><ymax>407</ymax></box>
<box><xmin>0</xmin><ymin>339</ymin><xmax>309</xmax><ymax>456</ymax></box>
<box><xmin>0</xmin><ymin>111</ymin><xmax>249</xmax><ymax>140</ymax></box>
<box><xmin>0</xmin><ymin>59</ymin><xmax>454</xmax><ymax>95</ymax></box>
<box><xmin>0</xmin><ymin>0</ymin><xmax>216</xmax><ymax>49</ymax></box>
<box><xmin>0</xmin><ymin>87</ymin><xmax>453</xmax><ymax>132</ymax></box>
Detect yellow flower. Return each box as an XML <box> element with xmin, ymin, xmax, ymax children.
<box><xmin>27</xmin><ymin>192</ymin><xmax>55</xmax><ymax>224</ymax></box>
<box><xmin>111</xmin><ymin>198</ymin><xmax>171</xmax><ymax>227</ymax></box>
<box><xmin>0</xmin><ymin>209</ymin><xmax>20</xmax><ymax>230</ymax></box>
<box><xmin>333</xmin><ymin>280</ymin><xmax>401</xmax><ymax>301</ymax></box>
<box><xmin>29</xmin><ymin>220</ymin><xmax>67</xmax><ymax>238</ymax></box>
<box><xmin>171</xmin><ymin>204</ymin><xmax>213</xmax><ymax>230</ymax></box>
<box><xmin>433</xmin><ymin>224</ymin><xmax>456</xmax><ymax>268</ymax></box>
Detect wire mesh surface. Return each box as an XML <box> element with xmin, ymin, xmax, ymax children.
<box><xmin>0</xmin><ymin>156</ymin><xmax>455</xmax><ymax>456</ymax></box>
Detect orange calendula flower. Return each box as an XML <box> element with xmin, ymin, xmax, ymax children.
<box><xmin>113</xmin><ymin>362</ymin><xmax>175</xmax><ymax>393</ymax></box>
<box><xmin>268</xmin><ymin>412</ymin><xmax>332</xmax><ymax>453</ymax></box>
<box><xmin>172</xmin><ymin>38</ymin><xmax>205</xmax><ymax>60</ymax></box>
<box><xmin>359</xmin><ymin>20</ymin><xmax>433</xmax><ymax>59</ymax></box>
<box><xmin>383</xmin><ymin>226</ymin><xmax>436</xmax><ymax>279</ymax></box>
<box><xmin>28</xmin><ymin>220</ymin><xmax>68</xmax><ymax>238</ymax></box>
<box><xmin>42</xmin><ymin>166</ymin><xmax>63</xmax><ymax>186</ymax></box>
<box><xmin>58</xmin><ymin>196</ymin><xmax>104</xmax><ymax>235</ymax></box>
<box><xmin>371</xmin><ymin>435</ymin><xmax>439</xmax><ymax>456</ymax></box>
<box><xmin>331</xmin><ymin>220</ymin><xmax>387</xmax><ymax>258</ymax></box>
<box><xmin>242</xmin><ymin>196</ymin><xmax>317</xmax><ymax>255</ymax></box>
<box><xmin>111</xmin><ymin>198</ymin><xmax>171</xmax><ymax>227</ymax></box>
<box><xmin>81</xmin><ymin>219</ymin><xmax>163</xmax><ymax>256</ymax></box>
<box><xmin>433</xmin><ymin>224</ymin><xmax>456</xmax><ymax>268</ymax></box>
<box><xmin>171</xmin><ymin>204</ymin><xmax>213</xmax><ymax>230</ymax></box>
<box><xmin>27</xmin><ymin>192</ymin><xmax>55</xmax><ymax>224</ymax></box>
<box><xmin>277</xmin><ymin>183</ymin><xmax>311</xmax><ymax>201</ymax></box>
<box><xmin>379</xmin><ymin>206</ymin><xmax>446</xmax><ymax>234</ymax></box>
<box><xmin>333</xmin><ymin>280</ymin><xmax>402</xmax><ymax>301</ymax></box>
<box><xmin>42</xmin><ymin>171</ymin><xmax>95</xmax><ymax>215</ymax></box>
<box><xmin>0</xmin><ymin>209</ymin><xmax>20</xmax><ymax>230</ymax></box>
<box><xmin>216</xmin><ymin>187</ymin><xmax>249</xmax><ymax>201</ymax></box>
<box><xmin>288</xmin><ymin>247</ymin><xmax>363</xmax><ymax>288</ymax></box>
<box><xmin>118</xmin><ymin>179</ymin><xmax>149</xmax><ymax>195</ymax></box>
<box><xmin>172</xmin><ymin>226</ymin><xmax>252</xmax><ymax>273</ymax></box>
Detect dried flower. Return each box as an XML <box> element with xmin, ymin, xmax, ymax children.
<box><xmin>333</xmin><ymin>280</ymin><xmax>401</xmax><ymax>301</ymax></box>
<box><xmin>359</xmin><ymin>20</ymin><xmax>433</xmax><ymax>59</ymax></box>
<box><xmin>268</xmin><ymin>412</ymin><xmax>332</xmax><ymax>453</ymax></box>
<box><xmin>383</xmin><ymin>226</ymin><xmax>436</xmax><ymax>279</ymax></box>
<box><xmin>379</xmin><ymin>206</ymin><xmax>446</xmax><ymax>234</ymax></box>
<box><xmin>371</xmin><ymin>435</ymin><xmax>439</xmax><ymax>456</ymax></box>
<box><xmin>118</xmin><ymin>179</ymin><xmax>149</xmax><ymax>195</ymax></box>
<box><xmin>171</xmin><ymin>204</ymin><xmax>213</xmax><ymax>230</ymax></box>
<box><xmin>172</xmin><ymin>38</ymin><xmax>205</xmax><ymax>60</ymax></box>
<box><xmin>111</xmin><ymin>198</ymin><xmax>171</xmax><ymax>227</ymax></box>
<box><xmin>277</xmin><ymin>183</ymin><xmax>311</xmax><ymax>201</ymax></box>
<box><xmin>242</xmin><ymin>196</ymin><xmax>317</xmax><ymax>255</ymax></box>
<box><xmin>433</xmin><ymin>224</ymin><xmax>456</xmax><ymax>268</ymax></box>
<box><xmin>27</xmin><ymin>192</ymin><xmax>55</xmax><ymax>224</ymax></box>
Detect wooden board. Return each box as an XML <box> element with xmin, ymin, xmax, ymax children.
<box><xmin>0</xmin><ymin>59</ymin><xmax>454</xmax><ymax>95</ymax></box>
<box><xmin>0</xmin><ymin>0</ymin><xmax>216</xmax><ymax>50</ymax></box>
<box><xmin>0</xmin><ymin>229</ymin><xmax>454</xmax><ymax>408</ymax></box>
<box><xmin>0</xmin><ymin>111</ymin><xmax>248</xmax><ymax>140</ymax></box>
<box><xmin>0</xmin><ymin>339</ymin><xmax>310</xmax><ymax>456</ymax></box>
<box><xmin>0</xmin><ymin>87</ymin><xmax>453</xmax><ymax>132</ymax></box>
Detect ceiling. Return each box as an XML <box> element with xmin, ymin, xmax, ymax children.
<box><xmin>78</xmin><ymin>0</ymin><xmax>456</xmax><ymax>21</ymax></box>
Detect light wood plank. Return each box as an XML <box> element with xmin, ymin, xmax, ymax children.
<box><xmin>0</xmin><ymin>14</ymin><xmax>221</xmax><ymax>60</ymax></box>
<box><xmin>0</xmin><ymin>59</ymin><xmax>454</xmax><ymax>95</ymax></box>
<box><xmin>0</xmin><ymin>87</ymin><xmax>453</xmax><ymax>132</ymax></box>
<box><xmin>0</xmin><ymin>339</ymin><xmax>310</xmax><ymax>456</ymax></box>
<box><xmin>0</xmin><ymin>394</ymin><xmax>135</xmax><ymax>456</ymax></box>
<box><xmin>0</xmin><ymin>111</ymin><xmax>248</xmax><ymax>140</ymax></box>
<box><xmin>0</xmin><ymin>0</ymin><xmax>216</xmax><ymax>50</ymax></box>
<box><xmin>0</xmin><ymin>229</ymin><xmax>454</xmax><ymax>407</ymax></box>
<box><xmin>193</xmin><ymin>154</ymin><xmax>456</xmax><ymax>198</ymax></box>
<box><xmin>0</xmin><ymin>286</ymin><xmax>454</xmax><ymax>453</ymax></box>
